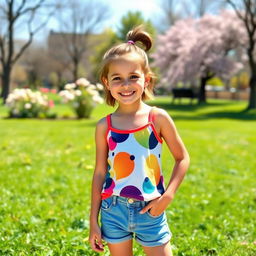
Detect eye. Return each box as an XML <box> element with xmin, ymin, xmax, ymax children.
<box><xmin>130</xmin><ymin>75</ymin><xmax>139</xmax><ymax>80</ymax></box>
<box><xmin>112</xmin><ymin>77</ymin><xmax>121</xmax><ymax>81</ymax></box>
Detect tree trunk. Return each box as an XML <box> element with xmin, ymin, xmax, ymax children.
<box><xmin>247</xmin><ymin>73</ymin><xmax>256</xmax><ymax>109</ymax></box>
<box><xmin>198</xmin><ymin>76</ymin><xmax>208</xmax><ymax>104</ymax></box>
<box><xmin>73</xmin><ymin>58</ymin><xmax>79</xmax><ymax>81</ymax></box>
<box><xmin>1</xmin><ymin>66</ymin><xmax>11</xmax><ymax>104</ymax></box>
<box><xmin>247</xmin><ymin>47</ymin><xmax>256</xmax><ymax>109</ymax></box>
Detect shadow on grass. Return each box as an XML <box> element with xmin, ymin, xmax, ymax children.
<box><xmin>171</xmin><ymin>111</ymin><xmax>256</xmax><ymax>121</ymax></box>
<box><xmin>150</xmin><ymin>101</ymin><xmax>256</xmax><ymax>121</ymax></box>
<box><xmin>152</xmin><ymin>100</ymin><xmax>238</xmax><ymax>112</ymax></box>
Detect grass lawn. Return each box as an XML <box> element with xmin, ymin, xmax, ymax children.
<box><xmin>0</xmin><ymin>97</ymin><xmax>255</xmax><ymax>255</ymax></box>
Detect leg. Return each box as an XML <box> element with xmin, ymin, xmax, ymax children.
<box><xmin>142</xmin><ymin>241</ymin><xmax>173</xmax><ymax>256</ymax></box>
<box><xmin>108</xmin><ymin>239</ymin><xmax>133</xmax><ymax>256</ymax></box>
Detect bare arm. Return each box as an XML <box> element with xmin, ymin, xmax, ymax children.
<box><xmin>159</xmin><ymin>109</ymin><xmax>190</xmax><ymax>199</ymax></box>
<box><xmin>140</xmin><ymin>109</ymin><xmax>190</xmax><ymax>215</ymax></box>
<box><xmin>89</xmin><ymin>118</ymin><xmax>108</xmax><ymax>252</ymax></box>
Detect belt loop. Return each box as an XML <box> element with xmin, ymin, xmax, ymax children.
<box><xmin>141</xmin><ymin>201</ymin><xmax>146</xmax><ymax>208</ymax></box>
<box><xmin>112</xmin><ymin>195</ymin><xmax>117</xmax><ymax>205</ymax></box>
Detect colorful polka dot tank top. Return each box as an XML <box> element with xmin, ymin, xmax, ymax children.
<box><xmin>101</xmin><ymin>108</ymin><xmax>165</xmax><ymax>201</ymax></box>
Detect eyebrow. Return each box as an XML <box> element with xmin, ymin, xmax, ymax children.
<box><xmin>110</xmin><ymin>71</ymin><xmax>141</xmax><ymax>77</ymax></box>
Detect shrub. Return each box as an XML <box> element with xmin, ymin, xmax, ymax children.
<box><xmin>59</xmin><ymin>78</ymin><xmax>103</xmax><ymax>119</ymax></box>
<box><xmin>6</xmin><ymin>88</ymin><xmax>53</xmax><ymax>118</ymax></box>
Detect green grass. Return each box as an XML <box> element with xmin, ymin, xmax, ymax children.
<box><xmin>0</xmin><ymin>98</ymin><xmax>256</xmax><ymax>255</ymax></box>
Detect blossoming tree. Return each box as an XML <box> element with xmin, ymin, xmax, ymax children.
<box><xmin>153</xmin><ymin>11</ymin><xmax>245</xmax><ymax>103</ymax></box>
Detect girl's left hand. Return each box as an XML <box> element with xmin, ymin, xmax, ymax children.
<box><xmin>139</xmin><ymin>194</ymin><xmax>173</xmax><ymax>217</ymax></box>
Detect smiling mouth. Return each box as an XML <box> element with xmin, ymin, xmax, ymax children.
<box><xmin>119</xmin><ymin>91</ymin><xmax>135</xmax><ymax>97</ymax></box>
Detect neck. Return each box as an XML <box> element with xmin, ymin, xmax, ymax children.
<box><xmin>116</xmin><ymin>100</ymin><xmax>146</xmax><ymax>115</ymax></box>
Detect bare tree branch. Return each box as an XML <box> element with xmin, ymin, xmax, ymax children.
<box><xmin>53</xmin><ymin>0</ymin><xmax>110</xmax><ymax>80</ymax></box>
<box><xmin>226</xmin><ymin>0</ymin><xmax>246</xmax><ymax>21</ymax></box>
<box><xmin>12</xmin><ymin>7</ymin><xmax>55</xmax><ymax>64</ymax></box>
<box><xmin>0</xmin><ymin>0</ymin><xmax>57</xmax><ymax>102</ymax></box>
<box><xmin>16</xmin><ymin>0</ymin><xmax>46</xmax><ymax>18</ymax></box>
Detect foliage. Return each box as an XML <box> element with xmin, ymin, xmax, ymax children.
<box><xmin>0</xmin><ymin>98</ymin><xmax>255</xmax><ymax>255</ymax></box>
<box><xmin>59</xmin><ymin>78</ymin><xmax>104</xmax><ymax>119</ymax></box>
<box><xmin>230</xmin><ymin>71</ymin><xmax>249</xmax><ymax>90</ymax></box>
<box><xmin>117</xmin><ymin>11</ymin><xmax>156</xmax><ymax>41</ymax></box>
<box><xmin>207</xmin><ymin>77</ymin><xmax>224</xmax><ymax>87</ymax></box>
<box><xmin>90</xmin><ymin>29</ymin><xmax>119</xmax><ymax>81</ymax></box>
<box><xmin>5</xmin><ymin>89</ymin><xmax>54</xmax><ymax>118</ymax></box>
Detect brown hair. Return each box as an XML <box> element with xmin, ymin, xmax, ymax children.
<box><xmin>99</xmin><ymin>25</ymin><xmax>156</xmax><ymax>106</ymax></box>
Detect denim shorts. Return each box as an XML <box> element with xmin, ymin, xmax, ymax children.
<box><xmin>100</xmin><ymin>196</ymin><xmax>172</xmax><ymax>247</ymax></box>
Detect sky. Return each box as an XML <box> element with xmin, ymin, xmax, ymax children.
<box><xmin>16</xmin><ymin>0</ymin><xmax>165</xmax><ymax>43</ymax></box>
<box><xmin>14</xmin><ymin>0</ymin><xmax>233</xmax><ymax>43</ymax></box>
<box><xmin>105</xmin><ymin>0</ymin><xmax>163</xmax><ymax>29</ymax></box>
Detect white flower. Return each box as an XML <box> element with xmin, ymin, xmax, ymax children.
<box><xmin>76</xmin><ymin>78</ymin><xmax>90</xmax><ymax>87</ymax></box>
<box><xmin>25</xmin><ymin>103</ymin><xmax>32</xmax><ymax>109</ymax></box>
<box><xmin>92</xmin><ymin>95</ymin><xmax>104</xmax><ymax>104</ymax></box>
<box><xmin>67</xmin><ymin>93</ymin><xmax>75</xmax><ymax>101</ymax></box>
<box><xmin>87</xmin><ymin>88</ymin><xmax>98</xmax><ymax>96</ymax></box>
<box><xmin>75</xmin><ymin>90</ymin><xmax>82</xmax><ymax>96</ymax></box>
<box><xmin>96</xmin><ymin>83</ymin><xmax>104</xmax><ymax>91</ymax></box>
<box><xmin>59</xmin><ymin>90</ymin><xmax>75</xmax><ymax>102</ymax></box>
<box><xmin>64</xmin><ymin>83</ymin><xmax>76</xmax><ymax>90</ymax></box>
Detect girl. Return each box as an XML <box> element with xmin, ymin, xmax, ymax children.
<box><xmin>89</xmin><ymin>26</ymin><xmax>190</xmax><ymax>256</ymax></box>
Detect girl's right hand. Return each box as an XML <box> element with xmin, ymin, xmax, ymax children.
<box><xmin>89</xmin><ymin>223</ymin><xmax>104</xmax><ymax>253</ymax></box>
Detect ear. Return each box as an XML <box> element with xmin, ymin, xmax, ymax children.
<box><xmin>102</xmin><ymin>77</ymin><xmax>110</xmax><ymax>90</ymax></box>
<box><xmin>144</xmin><ymin>76</ymin><xmax>150</xmax><ymax>87</ymax></box>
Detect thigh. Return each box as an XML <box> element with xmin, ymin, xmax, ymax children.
<box><xmin>108</xmin><ymin>239</ymin><xmax>133</xmax><ymax>256</ymax></box>
<box><xmin>142</xmin><ymin>241</ymin><xmax>173</xmax><ymax>256</ymax></box>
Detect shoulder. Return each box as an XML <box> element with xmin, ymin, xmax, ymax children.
<box><xmin>152</xmin><ymin>107</ymin><xmax>173</xmax><ymax>125</ymax></box>
<box><xmin>151</xmin><ymin>107</ymin><xmax>179</xmax><ymax>140</ymax></box>
<box><xmin>96</xmin><ymin>116</ymin><xmax>108</xmax><ymax>134</ymax></box>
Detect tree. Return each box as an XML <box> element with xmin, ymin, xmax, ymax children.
<box><xmin>90</xmin><ymin>28</ymin><xmax>119</xmax><ymax>82</ymax></box>
<box><xmin>181</xmin><ymin>0</ymin><xmax>227</xmax><ymax>18</ymax></box>
<box><xmin>54</xmin><ymin>0</ymin><xmax>110</xmax><ymax>81</ymax></box>
<box><xmin>157</xmin><ymin>0</ymin><xmax>227</xmax><ymax>32</ymax></box>
<box><xmin>20</xmin><ymin>44</ymin><xmax>51</xmax><ymax>89</ymax></box>
<box><xmin>117</xmin><ymin>11</ymin><xmax>156</xmax><ymax>41</ymax></box>
<box><xmin>159</xmin><ymin>0</ymin><xmax>182</xmax><ymax>28</ymax></box>
<box><xmin>152</xmin><ymin>11</ymin><xmax>244</xmax><ymax>103</ymax></box>
<box><xmin>0</xmin><ymin>0</ymin><xmax>56</xmax><ymax>102</ymax></box>
<box><xmin>226</xmin><ymin>0</ymin><xmax>256</xmax><ymax>109</ymax></box>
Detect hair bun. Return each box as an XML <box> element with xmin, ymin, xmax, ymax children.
<box><xmin>126</xmin><ymin>25</ymin><xmax>152</xmax><ymax>52</ymax></box>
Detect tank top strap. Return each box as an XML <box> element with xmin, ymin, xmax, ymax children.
<box><xmin>106</xmin><ymin>114</ymin><xmax>112</xmax><ymax>129</ymax></box>
<box><xmin>148</xmin><ymin>107</ymin><xmax>156</xmax><ymax>124</ymax></box>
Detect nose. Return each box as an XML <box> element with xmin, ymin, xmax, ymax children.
<box><xmin>122</xmin><ymin>78</ymin><xmax>131</xmax><ymax>86</ymax></box>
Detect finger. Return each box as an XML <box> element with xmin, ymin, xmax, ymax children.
<box><xmin>91</xmin><ymin>238</ymin><xmax>104</xmax><ymax>253</ymax></box>
<box><xmin>139</xmin><ymin>204</ymin><xmax>152</xmax><ymax>214</ymax></box>
<box><xmin>96</xmin><ymin>235</ymin><xmax>104</xmax><ymax>249</ymax></box>
<box><xmin>89</xmin><ymin>236</ymin><xmax>103</xmax><ymax>252</ymax></box>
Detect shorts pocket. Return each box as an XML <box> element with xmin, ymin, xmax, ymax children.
<box><xmin>101</xmin><ymin>197</ymin><xmax>113</xmax><ymax>211</ymax></box>
<box><xmin>146</xmin><ymin>210</ymin><xmax>164</xmax><ymax>219</ymax></box>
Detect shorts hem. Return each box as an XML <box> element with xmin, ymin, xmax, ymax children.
<box><xmin>102</xmin><ymin>235</ymin><xmax>133</xmax><ymax>244</ymax></box>
<box><xmin>135</xmin><ymin>234</ymin><xmax>171</xmax><ymax>247</ymax></box>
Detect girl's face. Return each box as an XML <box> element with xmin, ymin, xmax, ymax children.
<box><xmin>104</xmin><ymin>54</ymin><xmax>149</xmax><ymax>106</ymax></box>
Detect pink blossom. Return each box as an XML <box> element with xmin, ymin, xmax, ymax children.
<box><xmin>40</xmin><ymin>88</ymin><xmax>50</xmax><ymax>93</ymax></box>
<box><xmin>152</xmin><ymin>11</ymin><xmax>245</xmax><ymax>88</ymax></box>
<box><xmin>48</xmin><ymin>100</ymin><xmax>55</xmax><ymax>108</ymax></box>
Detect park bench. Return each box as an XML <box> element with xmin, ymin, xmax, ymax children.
<box><xmin>172</xmin><ymin>88</ymin><xmax>197</xmax><ymax>104</ymax></box>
